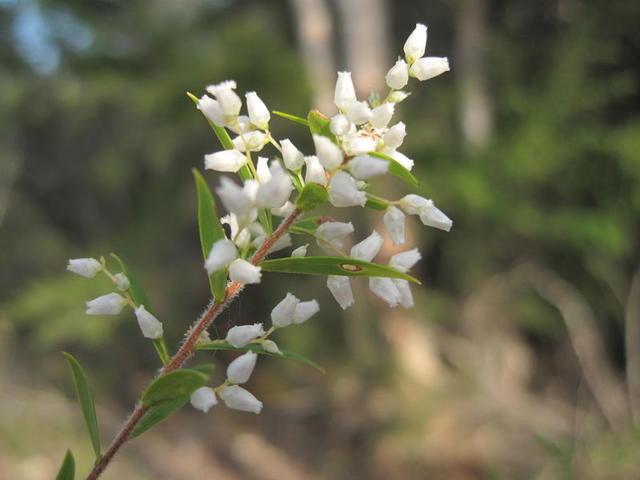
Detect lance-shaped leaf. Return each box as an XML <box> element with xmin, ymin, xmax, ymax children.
<box><xmin>62</xmin><ymin>353</ymin><xmax>101</xmax><ymax>461</ymax></box>
<box><xmin>55</xmin><ymin>449</ymin><xmax>75</xmax><ymax>480</ymax></box>
<box><xmin>196</xmin><ymin>341</ymin><xmax>325</xmax><ymax>374</ymax></box>
<box><xmin>307</xmin><ymin>109</ymin><xmax>337</xmax><ymax>143</ymax></box>
<box><xmin>193</xmin><ymin>169</ymin><xmax>227</xmax><ymax>302</ymax></box>
<box><xmin>273</xmin><ymin>111</ymin><xmax>309</xmax><ymax>127</ymax></box>
<box><xmin>142</xmin><ymin>369</ymin><xmax>209</xmax><ymax>408</ymax></box>
<box><xmin>260</xmin><ymin>256</ymin><xmax>420</xmax><ymax>283</ymax></box>
<box><xmin>368</xmin><ymin>151</ymin><xmax>418</xmax><ymax>187</ymax></box>
<box><xmin>130</xmin><ymin>396</ymin><xmax>189</xmax><ymax>439</ymax></box>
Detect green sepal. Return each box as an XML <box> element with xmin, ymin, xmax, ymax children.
<box><xmin>295</xmin><ymin>183</ymin><xmax>328</xmax><ymax>212</ymax></box>
<box><xmin>307</xmin><ymin>109</ymin><xmax>337</xmax><ymax>143</ymax></box>
<box><xmin>365</xmin><ymin>195</ymin><xmax>389</xmax><ymax>211</ymax></box>
<box><xmin>55</xmin><ymin>449</ymin><xmax>75</xmax><ymax>480</ymax></box>
<box><xmin>141</xmin><ymin>369</ymin><xmax>209</xmax><ymax>408</ymax></box>
<box><xmin>272</xmin><ymin>111</ymin><xmax>309</xmax><ymax>127</ymax></box>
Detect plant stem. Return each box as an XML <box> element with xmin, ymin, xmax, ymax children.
<box><xmin>85</xmin><ymin>209</ymin><xmax>301</xmax><ymax>480</ymax></box>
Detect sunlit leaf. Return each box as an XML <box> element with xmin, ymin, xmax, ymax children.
<box><xmin>142</xmin><ymin>369</ymin><xmax>209</xmax><ymax>408</ymax></box>
<box><xmin>130</xmin><ymin>396</ymin><xmax>189</xmax><ymax>439</ymax></box>
<box><xmin>368</xmin><ymin>151</ymin><xmax>418</xmax><ymax>187</ymax></box>
<box><xmin>55</xmin><ymin>449</ymin><xmax>75</xmax><ymax>480</ymax></box>
<box><xmin>62</xmin><ymin>352</ymin><xmax>101</xmax><ymax>461</ymax></box>
<box><xmin>296</xmin><ymin>183</ymin><xmax>328</xmax><ymax>212</ymax></box>
<box><xmin>307</xmin><ymin>109</ymin><xmax>337</xmax><ymax>143</ymax></box>
<box><xmin>272</xmin><ymin>111</ymin><xmax>309</xmax><ymax>127</ymax></box>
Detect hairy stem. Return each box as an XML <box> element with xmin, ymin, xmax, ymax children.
<box><xmin>86</xmin><ymin>209</ymin><xmax>301</xmax><ymax>480</ymax></box>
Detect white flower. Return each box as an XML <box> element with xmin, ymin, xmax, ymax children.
<box><xmin>256</xmin><ymin>162</ymin><xmax>293</xmax><ymax>209</ymax></box>
<box><xmin>383</xmin><ymin>122</ymin><xmax>406</xmax><ymax>150</ymax></box>
<box><xmin>216</xmin><ymin>177</ymin><xmax>255</xmax><ymax>217</ymax></box>
<box><xmin>346</xmin><ymin>101</ymin><xmax>372</xmax><ymax>125</ymax></box>
<box><xmin>313</xmin><ymin>134</ymin><xmax>343</xmax><ymax>171</ymax></box>
<box><xmin>418</xmin><ymin>203</ymin><xmax>453</xmax><ymax>232</ymax></box>
<box><xmin>369</xmin><ymin>277</ymin><xmax>401</xmax><ymax>307</ymax></box>
<box><xmin>389</xmin><ymin>248</ymin><xmax>422</xmax><ymax>273</ymax></box>
<box><xmin>190</xmin><ymin>387</ymin><xmax>218</xmax><ymax>413</ymax></box>
<box><xmin>256</xmin><ymin>157</ymin><xmax>272</xmax><ymax>184</ymax></box>
<box><xmin>293</xmin><ymin>299</ymin><xmax>320</xmax><ymax>324</ymax></box>
<box><xmin>398</xmin><ymin>194</ymin><xmax>430</xmax><ymax>215</ymax></box>
<box><xmin>280</xmin><ymin>139</ymin><xmax>305</xmax><ymax>171</ymax></box>
<box><xmin>370</xmin><ymin>103</ymin><xmax>395</xmax><ymax>129</ymax></box>
<box><xmin>205</xmin><ymin>149</ymin><xmax>247</xmax><ymax>173</ymax></box>
<box><xmin>334</xmin><ymin>71</ymin><xmax>357</xmax><ymax>111</ymax></box>
<box><xmin>327</xmin><ymin>275</ymin><xmax>354</xmax><ymax>310</ymax></box>
<box><xmin>204</xmin><ymin>238</ymin><xmax>238</xmax><ymax>274</ymax></box>
<box><xmin>388</xmin><ymin>90</ymin><xmax>411</xmax><ymax>103</ymax></box>
<box><xmin>271</xmin><ymin>201</ymin><xmax>295</xmax><ymax>217</ymax></box>
<box><xmin>86</xmin><ymin>292</ymin><xmax>127</xmax><ymax>315</ymax></box>
<box><xmin>228</xmin><ymin>115</ymin><xmax>252</xmax><ymax>135</ymax></box>
<box><xmin>341</xmin><ymin>134</ymin><xmax>377</xmax><ymax>156</ymax></box>
<box><xmin>219</xmin><ymin>385</ymin><xmax>263</xmax><ymax>414</ymax></box>
<box><xmin>409</xmin><ymin>57</ymin><xmax>450</xmax><ymax>81</ymax></box>
<box><xmin>226</xmin><ymin>323</ymin><xmax>264</xmax><ymax>348</ymax></box>
<box><xmin>328</xmin><ymin>171</ymin><xmax>366</xmax><ymax>208</ymax></box>
<box><xmin>261</xmin><ymin>339</ymin><xmax>281</xmax><ymax>354</ymax></box>
<box><xmin>385</xmin><ymin>59</ymin><xmax>409</xmax><ymax>90</ymax></box>
<box><xmin>206</xmin><ymin>80</ymin><xmax>242</xmax><ymax>119</ymax></box>
<box><xmin>404</xmin><ymin>23</ymin><xmax>427</xmax><ymax>64</ymax></box>
<box><xmin>350</xmin><ymin>230</ymin><xmax>383</xmax><ymax>262</ymax></box>
<box><xmin>383</xmin><ymin>206</ymin><xmax>405</xmax><ymax>245</ymax></box>
<box><xmin>134</xmin><ymin>305</ymin><xmax>163</xmax><ymax>339</ymax></box>
<box><xmin>113</xmin><ymin>273</ymin><xmax>130</xmax><ymax>291</ymax></box>
<box><xmin>197</xmin><ymin>95</ymin><xmax>224</xmax><ymax>126</ymax></box>
<box><xmin>330</xmin><ymin>114</ymin><xmax>353</xmax><ymax>136</ymax></box>
<box><xmin>227</xmin><ymin>351</ymin><xmax>258</xmax><ymax>384</ymax></box>
<box><xmin>316</xmin><ymin>221</ymin><xmax>353</xmax><ymax>249</ymax></box>
<box><xmin>232</xmin><ymin>131</ymin><xmax>267</xmax><ymax>152</ymax></box>
<box><xmin>348</xmin><ymin>155</ymin><xmax>389</xmax><ymax>179</ymax></box>
<box><xmin>271</xmin><ymin>292</ymin><xmax>300</xmax><ymax>327</ymax></box>
<box><xmin>67</xmin><ymin>258</ymin><xmax>102</xmax><ymax>278</ymax></box>
<box><xmin>228</xmin><ymin>259</ymin><xmax>262</xmax><ymax>284</ymax></box>
<box><xmin>381</xmin><ymin>147</ymin><xmax>414</xmax><ymax>170</ymax></box>
<box><xmin>393</xmin><ymin>279</ymin><xmax>414</xmax><ymax>308</ymax></box>
<box><xmin>304</xmin><ymin>155</ymin><xmax>327</xmax><ymax>186</ymax></box>
<box><xmin>245</xmin><ymin>91</ymin><xmax>270</xmax><ymax>129</ymax></box>
<box><xmin>291</xmin><ymin>244</ymin><xmax>308</xmax><ymax>257</ymax></box>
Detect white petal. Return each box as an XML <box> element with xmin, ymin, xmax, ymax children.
<box><xmin>334</xmin><ymin>71</ymin><xmax>357</xmax><ymax>111</ymax></box>
<box><xmin>271</xmin><ymin>292</ymin><xmax>300</xmax><ymax>327</ymax></box>
<box><xmin>280</xmin><ymin>139</ymin><xmax>305</xmax><ymax>171</ymax></box>
<box><xmin>383</xmin><ymin>122</ymin><xmax>406</xmax><ymax>150</ymax></box>
<box><xmin>383</xmin><ymin>206</ymin><xmax>406</xmax><ymax>245</ymax></box>
<box><xmin>256</xmin><ymin>157</ymin><xmax>272</xmax><ymax>184</ymax></box>
<box><xmin>232</xmin><ymin>131</ymin><xmax>267</xmax><ymax>152</ymax></box>
<box><xmin>369</xmin><ymin>277</ymin><xmax>401</xmax><ymax>307</ymax></box>
<box><xmin>197</xmin><ymin>95</ymin><xmax>224</xmax><ymax>126</ymax></box>
<box><xmin>328</xmin><ymin>171</ymin><xmax>366</xmax><ymax>207</ymax></box>
<box><xmin>207</xmin><ymin>80</ymin><xmax>242</xmax><ymax>119</ymax></box>
<box><xmin>113</xmin><ymin>272</ymin><xmax>130</xmax><ymax>291</ymax></box>
<box><xmin>327</xmin><ymin>275</ymin><xmax>354</xmax><ymax>310</ymax></box>
<box><xmin>304</xmin><ymin>155</ymin><xmax>327</xmax><ymax>186</ymax></box>
<box><xmin>228</xmin><ymin>259</ymin><xmax>262</xmax><ymax>284</ymax></box>
<box><xmin>293</xmin><ymin>299</ymin><xmax>320</xmax><ymax>324</ymax></box>
<box><xmin>85</xmin><ymin>292</ymin><xmax>127</xmax><ymax>315</ymax></box>
<box><xmin>370</xmin><ymin>103</ymin><xmax>395</xmax><ymax>129</ymax></box>
<box><xmin>205</xmin><ymin>149</ymin><xmax>247</xmax><ymax>173</ymax></box>
<box><xmin>316</xmin><ymin>221</ymin><xmax>354</xmax><ymax>244</ymax></box>
<box><xmin>350</xmin><ymin>230</ymin><xmax>383</xmax><ymax>262</ymax></box>
<box><xmin>346</xmin><ymin>101</ymin><xmax>372</xmax><ymax>125</ymax></box>
<box><xmin>204</xmin><ymin>238</ymin><xmax>238</xmax><ymax>274</ymax></box>
<box><xmin>245</xmin><ymin>91</ymin><xmax>270</xmax><ymax>129</ymax></box>
<box><xmin>348</xmin><ymin>155</ymin><xmax>389</xmax><ymax>179</ymax></box>
<box><xmin>393</xmin><ymin>279</ymin><xmax>414</xmax><ymax>308</ymax></box>
<box><xmin>256</xmin><ymin>162</ymin><xmax>293</xmax><ymax>208</ymax></box>
<box><xmin>385</xmin><ymin>59</ymin><xmax>409</xmax><ymax>90</ymax></box>
<box><xmin>341</xmin><ymin>135</ymin><xmax>377</xmax><ymax>156</ymax></box>
<box><xmin>409</xmin><ymin>57</ymin><xmax>450</xmax><ymax>81</ymax></box>
<box><xmin>216</xmin><ymin>177</ymin><xmax>255</xmax><ymax>216</ymax></box>
<box><xmin>226</xmin><ymin>323</ymin><xmax>264</xmax><ymax>348</ymax></box>
<box><xmin>261</xmin><ymin>339</ymin><xmax>281</xmax><ymax>354</ymax></box>
<box><xmin>271</xmin><ymin>201</ymin><xmax>295</xmax><ymax>217</ymax></box>
<box><xmin>330</xmin><ymin>114</ymin><xmax>353</xmax><ymax>136</ymax></box>
<box><xmin>219</xmin><ymin>385</ymin><xmax>263</xmax><ymax>414</ymax></box>
<box><xmin>403</xmin><ymin>23</ymin><xmax>427</xmax><ymax>64</ymax></box>
<box><xmin>67</xmin><ymin>258</ymin><xmax>102</xmax><ymax>278</ymax></box>
<box><xmin>389</xmin><ymin>248</ymin><xmax>422</xmax><ymax>273</ymax></box>
<box><xmin>313</xmin><ymin>134</ymin><xmax>343</xmax><ymax>171</ymax></box>
<box><xmin>398</xmin><ymin>194</ymin><xmax>431</xmax><ymax>215</ymax></box>
<box><xmin>190</xmin><ymin>387</ymin><xmax>218</xmax><ymax>413</ymax></box>
<box><xmin>418</xmin><ymin>204</ymin><xmax>453</xmax><ymax>232</ymax></box>
<box><xmin>134</xmin><ymin>305</ymin><xmax>164</xmax><ymax>339</ymax></box>
<box><xmin>227</xmin><ymin>351</ymin><xmax>258</xmax><ymax>384</ymax></box>
<box><xmin>291</xmin><ymin>244</ymin><xmax>308</xmax><ymax>257</ymax></box>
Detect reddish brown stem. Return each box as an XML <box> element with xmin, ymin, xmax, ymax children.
<box><xmin>86</xmin><ymin>209</ymin><xmax>301</xmax><ymax>480</ymax></box>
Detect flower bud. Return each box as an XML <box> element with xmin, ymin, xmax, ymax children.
<box><xmin>291</xmin><ymin>244</ymin><xmax>308</xmax><ymax>257</ymax></box>
<box><xmin>328</xmin><ymin>171</ymin><xmax>366</xmax><ymax>208</ymax></box>
<box><xmin>271</xmin><ymin>201</ymin><xmax>295</xmax><ymax>217</ymax></box>
<box><xmin>316</xmin><ymin>221</ymin><xmax>353</xmax><ymax>249</ymax></box>
<box><xmin>271</xmin><ymin>292</ymin><xmax>300</xmax><ymax>327</ymax></box>
<box><xmin>341</xmin><ymin>135</ymin><xmax>377</xmax><ymax>156</ymax></box>
<box><xmin>409</xmin><ymin>57</ymin><xmax>450</xmax><ymax>81</ymax></box>
<box><xmin>350</xmin><ymin>230</ymin><xmax>383</xmax><ymax>262</ymax></box>
<box><xmin>370</xmin><ymin>103</ymin><xmax>395</xmax><ymax>129</ymax></box>
<box><xmin>327</xmin><ymin>275</ymin><xmax>354</xmax><ymax>310</ymax></box>
<box><xmin>205</xmin><ymin>149</ymin><xmax>247</xmax><ymax>173</ymax></box>
<box><xmin>385</xmin><ymin>59</ymin><xmax>409</xmax><ymax>90</ymax></box>
<box><xmin>304</xmin><ymin>155</ymin><xmax>327</xmax><ymax>186</ymax></box>
<box><xmin>245</xmin><ymin>91</ymin><xmax>270</xmax><ymax>129</ymax></box>
<box><xmin>330</xmin><ymin>114</ymin><xmax>353</xmax><ymax>136</ymax></box>
<box><xmin>389</xmin><ymin>248</ymin><xmax>422</xmax><ymax>273</ymax></box>
<box><xmin>418</xmin><ymin>203</ymin><xmax>453</xmax><ymax>232</ymax></box>
<box><xmin>190</xmin><ymin>387</ymin><xmax>218</xmax><ymax>413</ymax></box>
<box><xmin>346</xmin><ymin>101</ymin><xmax>372</xmax><ymax>125</ymax></box>
<box><xmin>383</xmin><ymin>206</ymin><xmax>405</xmax><ymax>245</ymax></box>
<box><xmin>334</xmin><ymin>71</ymin><xmax>357</xmax><ymax>111</ymax></box>
<box><xmin>403</xmin><ymin>23</ymin><xmax>427</xmax><ymax>64</ymax></box>
<box><xmin>113</xmin><ymin>273</ymin><xmax>130</xmax><ymax>291</ymax></box>
<box><xmin>313</xmin><ymin>134</ymin><xmax>343</xmax><ymax>171</ymax></box>
<box><xmin>256</xmin><ymin>157</ymin><xmax>271</xmax><ymax>184</ymax></box>
<box><xmin>227</xmin><ymin>351</ymin><xmax>258</xmax><ymax>384</ymax></box>
<box><xmin>197</xmin><ymin>95</ymin><xmax>224</xmax><ymax>126</ymax></box>
<box><xmin>204</xmin><ymin>238</ymin><xmax>238</xmax><ymax>274</ymax></box>
<box><xmin>262</xmin><ymin>339</ymin><xmax>281</xmax><ymax>354</ymax></box>
<box><xmin>293</xmin><ymin>300</ymin><xmax>320</xmax><ymax>324</ymax></box>
<box><xmin>387</xmin><ymin>90</ymin><xmax>411</xmax><ymax>103</ymax></box>
<box><xmin>399</xmin><ymin>194</ymin><xmax>430</xmax><ymax>215</ymax></box>
<box><xmin>86</xmin><ymin>292</ymin><xmax>127</xmax><ymax>315</ymax></box>
<box><xmin>369</xmin><ymin>277</ymin><xmax>401</xmax><ymax>307</ymax></box>
<box><xmin>207</xmin><ymin>80</ymin><xmax>242</xmax><ymax>119</ymax></box>
<box><xmin>134</xmin><ymin>305</ymin><xmax>164</xmax><ymax>339</ymax></box>
<box><xmin>393</xmin><ymin>279</ymin><xmax>414</xmax><ymax>308</ymax></box>
<box><xmin>228</xmin><ymin>259</ymin><xmax>262</xmax><ymax>284</ymax></box>
<box><xmin>348</xmin><ymin>155</ymin><xmax>389</xmax><ymax>179</ymax></box>
<box><xmin>383</xmin><ymin>122</ymin><xmax>406</xmax><ymax>150</ymax></box>
<box><xmin>232</xmin><ymin>131</ymin><xmax>267</xmax><ymax>152</ymax></box>
<box><xmin>256</xmin><ymin>162</ymin><xmax>293</xmax><ymax>209</ymax></box>
<box><xmin>280</xmin><ymin>139</ymin><xmax>305</xmax><ymax>171</ymax></box>
<box><xmin>226</xmin><ymin>323</ymin><xmax>264</xmax><ymax>347</ymax></box>
<box><xmin>219</xmin><ymin>385</ymin><xmax>263</xmax><ymax>414</ymax></box>
<box><xmin>216</xmin><ymin>177</ymin><xmax>255</xmax><ymax>217</ymax></box>
<box><xmin>67</xmin><ymin>258</ymin><xmax>102</xmax><ymax>278</ymax></box>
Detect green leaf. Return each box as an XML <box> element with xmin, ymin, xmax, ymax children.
<box><xmin>193</xmin><ymin>169</ymin><xmax>227</xmax><ymax>302</ymax></box>
<box><xmin>55</xmin><ymin>449</ymin><xmax>75</xmax><ymax>480</ymax></box>
<box><xmin>307</xmin><ymin>109</ymin><xmax>337</xmax><ymax>143</ymax></box>
<box><xmin>272</xmin><ymin>111</ymin><xmax>309</xmax><ymax>127</ymax></box>
<box><xmin>368</xmin><ymin>151</ymin><xmax>418</xmax><ymax>187</ymax></box>
<box><xmin>62</xmin><ymin>352</ymin><xmax>101</xmax><ymax>461</ymax></box>
<box><xmin>365</xmin><ymin>195</ymin><xmax>390</xmax><ymax>211</ymax></box>
<box><xmin>195</xmin><ymin>341</ymin><xmax>325</xmax><ymax>374</ymax></box>
<box><xmin>260</xmin><ymin>256</ymin><xmax>420</xmax><ymax>283</ymax></box>
<box><xmin>142</xmin><ymin>369</ymin><xmax>209</xmax><ymax>408</ymax></box>
<box><xmin>189</xmin><ymin>363</ymin><xmax>216</xmax><ymax>376</ymax></box>
<box><xmin>289</xmin><ymin>217</ymin><xmax>323</xmax><ymax>235</ymax></box>
<box><xmin>130</xmin><ymin>396</ymin><xmax>189</xmax><ymax>439</ymax></box>
<box><xmin>295</xmin><ymin>183</ymin><xmax>328</xmax><ymax>212</ymax></box>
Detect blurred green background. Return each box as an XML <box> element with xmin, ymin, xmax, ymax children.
<box><xmin>1</xmin><ymin>0</ymin><xmax>640</xmax><ymax>479</ymax></box>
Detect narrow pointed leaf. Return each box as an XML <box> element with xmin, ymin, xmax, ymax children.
<box><xmin>369</xmin><ymin>151</ymin><xmax>418</xmax><ymax>187</ymax></box>
<box><xmin>260</xmin><ymin>256</ymin><xmax>420</xmax><ymax>283</ymax></box>
<box><xmin>62</xmin><ymin>352</ymin><xmax>101</xmax><ymax>461</ymax></box>
<box><xmin>307</xmin><ymin>109</ymin><xmax>337</xmax><ymax>143</ymax></box>
<box><xmin>289</xmin><ymin>217</ymin><xmax>323</xmax><ymax>235</ymax></box>
<box><xmin>273</xmin><ymin>111</ymin><xmax>309</xmax><ymax>127</ymax></box>
<box><xmin>193</xmin><ymin>169</ymin><xmax>227</xmax><ymax>301</ymax></box>
<box><xmin>55</xmin><ymin>449</ymin><xmax>75</xmax><ymax>480</ymax></box>
<box><xmin>195</xmin><ymin>341</ymin><xmax>325</xmax><ymax>373</ymax></box>
<box><xmin>142</xmin><ymin>369</ymin><xmax>209</xmax><ymax>407</ymax></box>
<box><xmin>130</xmin><ymin>396</ymin><xmax>189</xmax><ymax>439</ymax></box>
